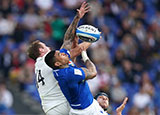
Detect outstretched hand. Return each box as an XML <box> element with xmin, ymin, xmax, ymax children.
<box><xmin>116</xmin><ymin>97</ymin><xmax>128</xmax><ymax>115</ymax></box>
<box><xmin>77</xmin><ymin>2</ymin><xmax>90</xmax><ymax>19</ymax></box>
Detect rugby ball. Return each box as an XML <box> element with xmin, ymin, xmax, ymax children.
<box><xmin>76</xmin><ymin>25</ymin><xmax>101</xmax><ymax>43</ymax></box>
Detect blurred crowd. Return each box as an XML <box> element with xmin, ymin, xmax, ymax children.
<box><xmin>0</xmin><ymin>0</ymin><xmax>160</xmax><ymax>114</ymax></box>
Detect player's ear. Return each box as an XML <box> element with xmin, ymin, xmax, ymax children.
<box><xmin>54</xmin><ymin>62</ymin><xmax>62</xmax><ymax>67</ymax></box>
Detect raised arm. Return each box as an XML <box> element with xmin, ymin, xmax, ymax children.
<box><xmin>70</xmin><ymin>31</ymin><xmax>102</xmax><ymax>62</ymax></box>
<box><xmin>70</xmin><ymin>42</ymin><xmax>91</xmax><ymax>58</ymax></box>
<box><xmin>81</xmin><ymin>51</ymin><xmax>97</xmax><ymax>80</ymax></box>
<box><xmin>60</xmin><ymin>2</ymin><xmax>90</xmax><ymax>50</ymax></box>
<box><xmin>70</xmin><ymin>36</ymin><xmax>91</xmax><ymax>63</ymax></box>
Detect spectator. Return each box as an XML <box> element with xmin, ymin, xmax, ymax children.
<box><xmin>140</xmin><ymin>106</ymin><xmax>155</xmax><ymax>115</ymax></box>
<box><xmin>35</xmin><ymin>0</ymin><xmax>53</xmax><ymax>11</ymax></box>
<box><xmin>0</xmin><ymin>0</ymin><xmax>12</xmax><ymax>18</ymax></box>
<box><xmin>133</xmin><ymin>87</ymin><xmax>151</xmax><ymax>110</ymax></box>
<box><xmin>63</xmin><ymin>0</ymin><xmax>82</xmax><ymax>10</ymax></box>
<box><xmin>111</xmin><ymin>81</ymin><xmax>127</xmax><ymax>104</ymax></box>
<box><xmin>50</xmin><ymin>14</ymin><xmax>66</xmax><ymax>48</ymax></box>
<box><xmin>119</xmin><ymin>34</ymin><xmax>137</xmax><ymax>57</ymax></box>
<box><xmin>127</xmin><ymin>106</ymin><xmax>140</xmax><ymax>115</ymax></box>
<box><xmin>113</xmin><ymin>49</ymin><xmax>125</xmax><ymax>67</ymax></box>
<box><xmin>0</xmin><ymin>14</ymin><xmax>16</xmax><ymax>36</ymax></box>
<box><xmin>1</xmin><ymin>46</ymin><xmax>12</xmax><ymax>78</ymax></box>
<box><xmin>119</xmin><ymin>59</ymin><xmax>136</xmax><ymax>84</ymax></box>
<box><xmin>90</xmin><ymin>40</ymin><xmax>110</xmax><ymax>66</ymax></box>
<box><xmin>140</xmin><ymin>71</ymin><xmax>155</xmax><ymax>96</ymax></box>
<box><xmin>22</xmin><ymin>7</ymin><xmax>40</xmax><ymax>31</ymax></box>
<box><xmin>0</xmin><ymin>80</ymin><xmax>13</xmax><ymax>108</ymax></box>
<box><xmin>12</xmin><ymin>23</ymin><xmax>25</xmax><ymax>43</ymax></box>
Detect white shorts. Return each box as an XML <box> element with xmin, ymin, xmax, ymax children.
<box><xmin>69</xmin><ymin>99</ymin><xmax>106</xmax><ymax>115</ymax></box>
<box><xmin>46</xmin><ymin>102</ymin><xmax>70</xmax><ymax>115</ymax></box>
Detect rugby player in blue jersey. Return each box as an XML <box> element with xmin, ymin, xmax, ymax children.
<box><xmin>45</xmin><ymin>48</ymin><xmax>107</xmax><ymax>115</ymax></box>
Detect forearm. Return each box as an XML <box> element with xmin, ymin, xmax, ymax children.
<box><xmin>70</xmin><ymin>42</ymin><xmax>91</xmax><ymax>58</ymax></box>
<box><xmin>61</xmin><ymin>15</ymin><xmax>80</xmax><ymax>50</ymax></box>
<box><xmin>64</xmin><ymin>15</ymin><xmax>80</xmax><ymax>41</ymax></box>
<box><xmin>70</xmin><ymin>46</ymin><xmax>81</xmax><ymax>57</ymax></box>
<box><xmin>79</xmin><ymin>42</ymin><xmax>91</xmax><ymax>51</ymax></box>
<box><xmin>116</xmin><ymin>112</ymin><xmax>122</xmax><ymax>115</ymax></box>
<box><xmin>70</xmin><ymin>46</ymin><xmax>82</xmax><ymax>63</ymax></box>
<box><xmin>82</xmin><ymin>51</ymin><xmax>97</xmax><ymax>80</ymax></box>
<box><xmin>85</xmin><ymin>60</ymin><xmax>97</xmax><ymax>78</ymax></box>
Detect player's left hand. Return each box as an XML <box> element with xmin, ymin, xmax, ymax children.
<box><xmin>116</xmin><ymin>97</ymin><xmax>128</xmax><ymax>115</ymax></box>
<box><xmin>77</xmin><ymin>2</ymin><xmax>90</xmax><ymax>18</ymax></box>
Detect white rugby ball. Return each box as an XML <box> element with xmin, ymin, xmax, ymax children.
<box><xmin>76</xmin><ymin>25</ymin><xmax>101</xmax><ymax>43</ymax></box>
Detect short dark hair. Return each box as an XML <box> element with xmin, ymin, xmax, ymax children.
<box><xmin>45</xmin><ymin>50</ymin><xmax>59</xmax><ymax>69</ymax></box>
<box><xmin>95</xmin><ymin>92</ymin><xmax>109</xmax><ymax>100</ymax></box>
<box><xmin>27</xmin><ymin>40</ymin><xmax>42</xmax><ymax>61</ymax></box>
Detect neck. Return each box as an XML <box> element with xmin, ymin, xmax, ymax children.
<box><xmin>39</xmin><ymin>53</ymin><xmax>45</xmax><ymax>57</ymax></box>
<box><xmin>59</xmin><ymin>64</ymin><xmax>69</xmax><ymax>69</ymax></box>
<box><xmin>40</xmin><ymin>50</ymin><xmax>51</xmax><ymax>57</ymax></box>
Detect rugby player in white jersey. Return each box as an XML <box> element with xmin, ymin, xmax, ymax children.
<box><xmin>95</xmin><ymin>92</ymin><xmax>128</xmax><ymax>115</ymax></box>
<box><xmin>27</xmin><ymin>2</ymin><xmax>90</xmax><ymax>115</ymax></box>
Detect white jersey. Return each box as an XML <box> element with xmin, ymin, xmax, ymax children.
<box><xmin>35</xmin><ymin>52</ymin><xmax>68</xmax><ymax>113</ymax></box>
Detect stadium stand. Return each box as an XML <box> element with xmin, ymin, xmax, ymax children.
<box><xmin>0</xmin><ymin>0</ymin><xmax>160</xmax><ymax>114</ymax></box>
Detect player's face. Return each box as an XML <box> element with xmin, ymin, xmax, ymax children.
<box><xmin>39</xmin><ymin>42</ymin><xmax>51</xmax><ymax>55</ymax></box>
<box><xmin>54</xmin><ymin>50</ymin><xmax>69</xmax><ymax>65</ymax></box>
<box><xmin>97</xmin><ymin>95</ymin><xmax>109</xmax><ymax>109</ymax></box>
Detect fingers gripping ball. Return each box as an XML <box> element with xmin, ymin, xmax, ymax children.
<box><xmin>76</xmin><ymin>25</ymin><xmax>101</xmax><ymax>43</ymax></box>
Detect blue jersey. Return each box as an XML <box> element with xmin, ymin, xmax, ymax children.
<box><xmin>53</xmin><ymin>65</ymin><xmax>94</xmax><ymax>109</ymax></box>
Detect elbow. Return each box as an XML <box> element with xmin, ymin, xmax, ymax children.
<box><xmin>116</xmin><ymin>112</ymin><xmax>121</xmax><ymax>115</ymax></box>
<box><xmin>85</xmin><ymin>70</ymin><xmax>97</xmax><ymax>80</ymax></box>
<box><xmin>92</xmin><ymin>71</ymin><xmax>97</xmax><ymax>78</ymax></box>
<box><xmin>90</xmin><ymin>67</ymin><xmax>97</xmax><ymax>79</ymax></box>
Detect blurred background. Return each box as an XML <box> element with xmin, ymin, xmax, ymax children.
<box><xmin>0</xmin><ymin>0</ymin><xmax>160</xmax><ymax>114</ymax></box>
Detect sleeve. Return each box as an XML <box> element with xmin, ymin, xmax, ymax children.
<box><xmin>67</xmin><ymin>67</ymin><xmax>85</xmax><ymax>83</ymax></box>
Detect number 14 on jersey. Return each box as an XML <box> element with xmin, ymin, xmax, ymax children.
<box><xmin>36</xmin><ymin>70</ymin><xmax>45</xmax><ymax>88</ymax></box>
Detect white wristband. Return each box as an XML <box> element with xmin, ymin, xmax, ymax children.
<box><xmin>81</xmin><ymin>51</ymin><xmax>89</xmax><ymax>62</ymax></box>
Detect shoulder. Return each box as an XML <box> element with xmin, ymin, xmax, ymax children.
<box><xmin>53</xmin><ymin>67</ymin><xmax>72</xmax><ymax>77</ymax></box>
<box><xmin>54</xmin><ymin>67</ymin><xmax>84</xmax><ymax>78</ymax></box>
<box><xmin>63</xmin><ymin>67</ymin><xmax>75</xmax><ymax>76</ymax></box>
<box><xmin>73</xmin><ymin>68</ymin><xmax>84</xmax><ymax>76</ymax></box>
<box><xmin>64</xmin><ymin>67</ymin><xmax>84</xmax><ymax>78</ymax></box>
<box><xmin>67</xmin><ymin>66</ymin><xmax>84</xmax><ymax>74</ymax></box>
